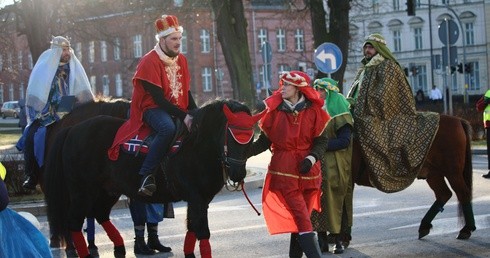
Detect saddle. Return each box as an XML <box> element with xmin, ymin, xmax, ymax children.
<box><xmin>121</xmin><ymin>118</ymin><xmax>185</xmax><ymax>157</ymax></box>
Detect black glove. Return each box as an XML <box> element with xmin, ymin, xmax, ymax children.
<box><xmin>485</xmin><ymin>97</ymin><xmax>490</xmax><ymax>105</ymax></box>
<box><xmin>299</xmin><ymin>158</ymin><xmax>313</xmax><ymax>174</ymax></box>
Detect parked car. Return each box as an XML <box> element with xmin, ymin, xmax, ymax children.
<box><xmin>1</xmin><ymin>100</ymin><xmax>20</xmax><ymax>119</ymax></box>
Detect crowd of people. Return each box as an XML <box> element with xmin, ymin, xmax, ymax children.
<box><xmin>2</xmin><ymin>10</ymin><xmax>488</xmax><ymax>257</ymax></box>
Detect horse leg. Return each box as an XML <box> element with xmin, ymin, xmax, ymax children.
<box><xmin>94</xmin><ymin>193</ymin><xmax>126</xmax><ymax>257</ymax></box>
<box><xmin>185</xmin><ymin>201</ymin><xmax>211</xmax><ymax>258</ymax></box>
<box><xmin>419</xmin><ymin>174</ymin><xmax>451</xmax><ymax>239</ymax></box>
<box><xmin>445</xmin><ymin>175</ymin><xmax>476</xmax><ymax>239</ymax></box>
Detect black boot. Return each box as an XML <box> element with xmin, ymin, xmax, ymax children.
<box><xmin>317</xmin><ymin>231</ymin><xmax>329</xmax><ymax>253</ymax></box>
<box><xmin>22</xmin><ymin>175</ymin><xmax>37</xmax><ymax>190</ymax></box>
<box><xmin>138</xmin><ymin>174</ymin><xmax>156</xmax><ymax>196</ymax></box>
<box><xmin>289</xmin><ymin>233</ymin><xmax>303</xmax><ymax>258</ymax></box>
<box><xmin>332</xmin><ymin>234</ymin><xmax>344</xmax><ymax>254</ymax></box>
<box><xmin>483</xmin><ymin>171</ymin><xmax>490</xmax><ymax>178</ymax></box>
<box><xmin>298</xmin><ymin>232</ymin><xmax>322</xmax><ymax>258</ymax></box>
<box><xmin>134</xmin><ymin>236</ymin><xmax>155</xmax><ymax>255</ymax></box>
<box><xmin>148</xmin><ymin>235</ymin><xmax>172</xmax><ymax>252</ymax></box>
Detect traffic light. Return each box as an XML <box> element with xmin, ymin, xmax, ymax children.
<box><xmin>464</xmin><ymin>63</ymin><xmax>472</xmax><ymax>73</ymax></box>
<box><xmin>406</xmin><ymin>0</ymin><xmax>416</xmax><ymax>16</ymax></box>
<box><xmin>457</xmin><ymin>63</ymin><xmax>463</xmax><ymax>73</ymax></box>
<box><xmin>450</xmin><ymin>66</ymin><xmax>456</xmax><ymax>74</ymax></box>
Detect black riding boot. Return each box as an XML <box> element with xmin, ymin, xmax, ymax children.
<box><xmin>298</xmin><ymin>232</ymin><xmax>322</xmax><ymax>258</ymax></box>
<box><xmin>332</xmin><ymin>234</ymin><xmax>344</xmax><ymax>254</ymax></box>
<box><xmin>289</xmin><ymin>233</ymin><xmax>303</xmax><ymax>258</ymax></box>
<box><xmin>134</xmin><ymin>236</ymin><xmax>155</xmax><ymax>255</ymax></box>
<box><xmin>138</xmin><ymin>174</ymin><xmax>156</xmax><ymax>196</ymax></box>
<box><xmin>147</xmin><ymin>223</ymin><xmax>172</xmax><ymax>252</ymax></box>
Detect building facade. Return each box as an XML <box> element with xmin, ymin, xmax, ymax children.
<box><xmin>0</xmin><ymin>0</ymin><xmax>315</xmax><ymax>105</ymax></box>
<box><xmin>344</xmin><ymin>0</ymin><xmax>489</xmax><ymax>100</ymax></box>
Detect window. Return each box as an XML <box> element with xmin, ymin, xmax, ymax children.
<box><xmin>294</xmin><ymin>29</ymin><xmax>304</xmax><ymax>51</ymax></box>
<box><xmin>180</xmin><ymin>30</ymin><xmax>187</xmax><ymax>54</ymax></box>
<box><xmin>0</xmin><ymin>55</ymin><xmax>3</xmax><ymax>70</ymax></box>
<box><xmin>100</xmin><ymin>41</ymin><xmax>107</xmax><ymax>62</ymax></box>
<box><xmin>19</xmin><ymin>82</ymin><xmax>24</xmax><ymax>99</ymax></box>
<box><xmin>90</xmin><ymin>75</ymin><xmax>96</xmax><ymax>93</ymax></box>
<box><xmin>372</xmin><ymin>0</ymin><xmax>380</xmax><ymax>13</ymax></box>
<box><xmin>28</xmin><ymin>54</ymin><xmax>32</xmax><ymax>69</ymax></box>
<box><xmin>278</xmin><ymin>64</ymin><xmax>291</xmax><ymax>76</ymax></box>
<box><xmin>393</xmin><ymin>30</ymin><xmax>401</xmax><ymax>52</ymax></box>
<box><xmin>393</xmin><ymin>0</ymin><xmax>400</xmax><ymax>11</ymax></box>
<box><xmin>412</xmin><ymin>65</ymin><xmax>428</xmax><ymax>92</ymax></box>
<box><xmin>133</xmin><ymin>34</ymin><xmax>142</xmax><ymax>58</ymax></box>
<box><xmin>76</xmin><ymin>42</ymin><xmax>82</xmax><ymax>62</ymax></box>
<box><xmin>7</xmin><ymin>53</ymin><xmax>12</xmax><ymax>70</ymax></box>
<box><xmin>414</xmin><ymin>27</ymin><xmax>423</xmax><ymax>50</ymax></box>
<box><xmin>17</xmin><ymin>51</ymin><xmax>22</xmax><ymax>70</ymax></box>
<box><xmin>113</xmin><ymin>38</ymin><xmax>120</xmax><ymax>61</ymax></box>
<box><xmin>276</xmin><ymin>29</ymin><xmax>286</xmax><ymax>52</ymax></box>
<box><xmin>467</xmin><ymin>61</ymin><xmax>480</xmax><ymax>91</ymax></box>
<box><xmin>8</xmin><ymin>83</ymin><xmax>13</xmax><ymax>100</ymax></box>
<box><xmin>174</xmin><ymin>0</ymin><xmax>183</xmax><ymax>7</ymax></box>
<box><xmin>258</xmin><ymin>28</ymin><xmax>268</xmax><ymax>46</ymax></box>
<box><xmin>200</xmin><ymin>29</ymin><xmax>210</xmax><ymax>53</ymax></box>
<box><xmin>89</xmin><ymin>41</ymin><xmax>95</xmax><ymax>63</ymax></box>
<box><xmin>115</xmin><ymin>73</ymin><xmax>123</xmax><ymax>97</ymax></box>
<box><xmin>201</xmin><ymin>67</ymin><xmax>212</xmax><ymax>92</ymax></box>
<box><xmin>102</xmin><ymin>75</ymin><xmax>110</xmax><ymax>96</ymax></box>
<box><xmin>465</xmin><ymin>22</ymin><xmax>474</xmax><ymax>46</ymax></box>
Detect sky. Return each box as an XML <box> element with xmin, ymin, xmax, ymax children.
<box><xmin>0</xmin><ymin>0</ymin><xmax>14</xmax><ymax>8</ymax></box>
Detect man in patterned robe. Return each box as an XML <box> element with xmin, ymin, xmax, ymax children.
<box><xmin>347</xmin><ymin>33</ymin><xmax>439</xmax><ymax>193</ymax></box>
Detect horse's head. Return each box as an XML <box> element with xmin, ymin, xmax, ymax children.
<box><xmin>221</xmin><ymin>102</ymin><xmax>263</xmax><ymax>184</ymax></box>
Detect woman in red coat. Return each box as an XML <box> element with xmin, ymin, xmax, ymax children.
<box><xmin>248</xmin><ymin>71</ymin><xmax>330</xmax><ymax>257</ymax></box>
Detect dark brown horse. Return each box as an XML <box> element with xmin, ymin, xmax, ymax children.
<box><xmin>352</xmin><ymin>114</ymin><xmax>475</xmax><ymax>240</ymax></box>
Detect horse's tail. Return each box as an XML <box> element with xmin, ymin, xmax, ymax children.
<box><xmin>44</xmin><ymin>126</ymin><xmax>72</xmax><ymax>242</ymax></box>
<box><xmin>462</xmin><ymin>119</ymin><xmax>473</xmax><ymax>199</ymax></box>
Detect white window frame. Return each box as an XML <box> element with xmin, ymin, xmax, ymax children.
<box><xmin>115</xmin><ymin>73</ymin><xmax>123</xmax><ymax>97</ymax></box>
<box><xmin>90</xmin><ymin>75</ymin><xmax>97</xmax><ymax>93</ymax></box>
<box><xmin>102</xmin><ymin>75</ymin><xmax>110</xmax><ymax>96</ymax></box>
<box><xmin>414</xmin><ymin>27</ymin><xmax>423</xmax><ymax>50</ymax></box>
<box><xmin>276</xmin><ymin>28</ymin><xmax>286</xmax><ymax>52</ymax></box>
<box><xmin>200</xmin><ymin>29</ymin><xmax>210</xmax><ymax>53</ymax></box>
<box><xmin>202</xmin><ymin>67</ymin><xmax>212</xmax><ymax>92</ymax></box>
<box><xmin>258</xmin><ymin>28</ymin><xmax>268</xmax><ymax>46</ymax></box>
<box><xmin>101</xmin><ymin>41</ymin><xmax>107</xmax><ymax>62</ymax></box>
<box><xmin>89</xmin><ymin>41</ymin><xmax>95</xmax><ymax>63</ymax></box>
<box><xmin>294</xmin><ymin>29</ymin><xmax>304</xmax><ymax>52</ymax></box>
<box><xmin>114</xmin><ymin>38</ymin><xmax>121</xmax><ymax>61</ymax></box>
<box><xmin>133</xmin><ymin>34</ymin><xmax>143</xmax><ymax>58</ymax></box>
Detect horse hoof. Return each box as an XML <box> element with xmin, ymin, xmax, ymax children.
<box><xmin>418</xmin><ymin>223</ymin><xmax>432</xmax><ymax>239</ymax></box>
<box><xmin>114</xmin><ymin>245</ymin><xmax>126</xmax><ymax>258</ymax></box>
<box><xmin>185</xmin><ymin>253</ymin><xmax>196</xmax><ymax>258</ymax></box>
<box><xmin>456</xmin><ymin>225</ymin><xmax>475</xmax><ymax>240</ymax></box>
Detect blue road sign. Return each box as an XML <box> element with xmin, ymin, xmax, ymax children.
<box><xmin>314</xmin><ymin>42</ymin><xmax>343</xmax><ymax>74</ymax></box>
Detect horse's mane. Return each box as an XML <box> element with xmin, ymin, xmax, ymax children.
<box><xmin>66</xmin><ymin>96</ymin><xmax>131</xmax><ymax>121</ymax></box>
<box><xmin>190</xmin><ymin>98</ymin><xmax>250</xmax><ymax>146</ymax></box>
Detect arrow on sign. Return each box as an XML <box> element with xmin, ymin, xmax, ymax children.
<box><xmin>316</xmin><ymin>50</ymin><xmax>337</xmax><ymax>70</ymax></box>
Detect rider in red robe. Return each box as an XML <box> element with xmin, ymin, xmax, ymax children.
<box><xmin>108</xmin><ymin>15</ymin><xmax>196</xmax><ymax>197</ymax></box>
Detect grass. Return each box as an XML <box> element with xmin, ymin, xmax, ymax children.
<box><xmin>0</xmin><ymin>130</ymin><xmax>21</xmax><ymax>146</ymax></box>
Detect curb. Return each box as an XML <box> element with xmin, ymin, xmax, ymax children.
<box><xmin>8</xmin><ymin>167</ymin><xmax>267</xmax><ymax>217</ymax></box>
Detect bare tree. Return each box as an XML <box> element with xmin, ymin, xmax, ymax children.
<box><xmin>308</xmin><ymin>0</ymin><xmax>350</xmax><ymax>91</ymax></box>
<box><xmin>210</xmin><ymin>0</ymin><xmax>254</xmax><ymax>105</ymax></box>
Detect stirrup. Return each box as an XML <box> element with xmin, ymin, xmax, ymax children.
<box><xmin>138</xmin><ymin>175</ymin><xmax>156</xmax><ymax>196</ymax></box>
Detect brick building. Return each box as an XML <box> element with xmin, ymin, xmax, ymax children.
<box><xmin>0</xmin><ymin>0</ymin><xmax>315</xmax><ymax>105</ymax></box>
